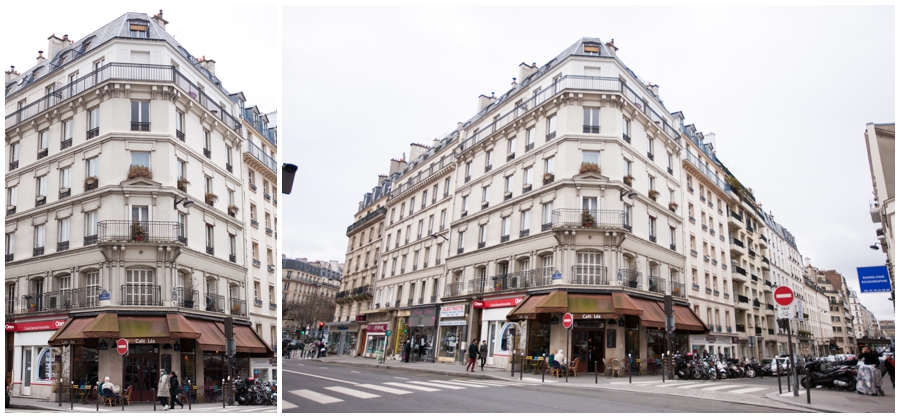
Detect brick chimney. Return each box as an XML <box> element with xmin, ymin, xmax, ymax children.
<box><xmin>199</xmin><ymin>56</ymin><xmax>216</xmax><ymax>74</ymax></box>
<box><xmin>605</xmin><ymin>39</ymin><xmax>618</xmax><ymax>57</ymax></box>
<box><xmin>518</xmin><ymin>62</ymin><xmax>537</xmax><ymax>82</ymax></box>
<box><xmin>409</xmin><ymin>142</ymin><xmax>429</xmax><ymax>161</ymax></box>
<box><xmin>152</xmin><ymin>10</ymin><xmax>169</xmax><ymax>31</ymax></box>
<box><xmin>36</xmin><ymin>51</ymin><xmax>46</xmax><ymax>66</ymax></box>
<box><xmin>5</xmin><ymin>66</ymin><xmax>18</xmax><ymax>83</ymax></box>
<box><xmin>47</xmin><ymin>35</ymin><xmax>66</xmax><ymax>61</ymax></box>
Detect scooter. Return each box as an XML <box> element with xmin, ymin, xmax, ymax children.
<box><xmin>802</xmin><ymin>360</ymin><xmax>857</xmax><ymax>391</ymax></box>
<box><xmin>234</xmin><ymin>376</ymin><xmax>254</xmax><ymax>405</ymax></box>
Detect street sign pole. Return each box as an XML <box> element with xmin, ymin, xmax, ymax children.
<box><xmin>562</xmin><ymin>312</ymin><xmax>573</xmax><ymax>383</ymax></box>
<box><xmin>788</xmin><ymin>320</ymin><xmax>798</xmax><ymax>397</ymax></box>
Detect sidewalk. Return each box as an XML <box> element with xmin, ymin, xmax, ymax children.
<box><xmin>6</xmin><ymin>395</ymin><xmax>276</xmax><ymax>413</ymax></box>
<box><xmin>301</xmin><ymin>355</ymin><xmax>894</xmax><ymax>413</ymax></box>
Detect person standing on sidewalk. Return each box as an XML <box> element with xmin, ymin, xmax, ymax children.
<box><xmin>168</xmin><ymin>371</ymin><xmax>184</xmax><ymax>409</ymax></box>
<box><xmin>466</xmin><ymin>339</ymin><xmax>478</xmax><ymax>372</ymax></box>
<box><xmin>479</xmin><ymin>340</ymin><xmax>488</xmax><ymax>371</ymax></box>
<box><xmin>404</xmin><ymin>339</ymin><xmax>412</xmax><ymax>363</ymax></box>
<box><xmin>157</xmin><ymin>369</ymin><xmax>170</xmax><ymax>410</ymax></box>
<box><xmin>885</xmin><ymin>354</ymin><xmax>895</xmax><ymax>388</ymax></box>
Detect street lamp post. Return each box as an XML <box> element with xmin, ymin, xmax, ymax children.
<box><xmin>431</xmin><ymin>232</ymin><xmax>452</xmax><ymax>364</ymax></box>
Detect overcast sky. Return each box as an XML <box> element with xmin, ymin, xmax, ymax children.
<box><xmin>1</xmin><ymin>4</ymin><xmax>280</xmax><ymax>116</ymax></box>
<box><xmin>283</xmin><ymin>5</ymin><xmax>894</xmax><ymax>321</ymax></box>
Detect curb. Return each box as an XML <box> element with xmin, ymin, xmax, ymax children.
<box><xmin>311</xmin><ymin>358</ymin><xmax>508</xmax><ymax>381</ymax></box>
<box><xmin>763</xmin><ymin>392</ymin><xmax>856</xmax><ymax>413</ymax></box>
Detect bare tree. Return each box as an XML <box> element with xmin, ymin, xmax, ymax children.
<box><xmin>282</xmin><ymin>293</ymin><xmax>336</xmax><ymax>339</ymax></box>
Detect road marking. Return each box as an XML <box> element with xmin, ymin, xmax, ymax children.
<box><xmin>291</xmin><ymin>389</ymin><xmax>343</xmax><ymax>404</ymax></box>
<box><xmin>431</xmin><ymin>380</ymin><xmax>489</xmax><ymax>387</ymax></box>
<box><xmin>357</xmin><ymin>383</ymin><xmax>413</xmax><ymax>394</ymax></box>
<box><xmin>283</xmin><ymin>369</ymin><xmax>357</xmax><ymax>385</ymax></box>
<box><xmin>673</xmin><ymin>383</ymin><xmax>718</xmax><ymax>389</ymax></box>
<box><xmin>384</xmin><ymin>382</ymin><xmax>441</xmax><ymax>392</ymax></box>
<box><xmin>655</xmin><ymin>382</ymin><xmax>697</xmax><ymax>387</ymax></box>
<box><xmin>351</xmin><ymin>371</ymin><xmax>360</xmax><ymax>373</ymax></box>
<box><xmin>409</xmin><ymin>381</ymin><xmax>466</xmax><ymax>390</ymax></box>
<box><xmin>394</xmin><ymin>377</ymin><xmax>408</xmax><ymax>380</ymax></box>
<box><xmin>728</xmin><ymin>387</ymin><xmax>768</xmax><ymax>394</ymax></box>
<box><xmin>609</xmin><ymin>381</ymin><xmax>657</xmax><ymax>385</ymax></box>
<box><xmin>324</xmin><ymin>386</ymin><xmax>381</xmax><ymax>399</ymax></box>
<box><xmin>701</xmin><ymin>384</ymin><xmax>743</xmax><ymax>391</ymax></box>
<box><xmin>779</xmin><ymin>390</ymin><xmax>806</xmax><ymax>397</ymax></box>
<box><xmin>522</xmin><ymin>377</ymin><xmax>558</xmax><ymax>383</ymax></box>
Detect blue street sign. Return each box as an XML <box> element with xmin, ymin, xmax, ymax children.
<box><xmin>98</xmin><ymin>290</ymin><xmax>110</xmax><ymax>301</ymax></box>
<box><xmin>857</xmin><ymin>266</ymin><xmax>892</xmax><ymax>293</ymax></box>
<box><xmin>552</xmin><ymin>270</ymin><xmax>562</xmax><ymax>280</ymax></box>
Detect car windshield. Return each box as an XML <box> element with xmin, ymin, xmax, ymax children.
<box><xmin>761</xmin><ymin>359</ymin><xmax>773</xmax><ymax>365</ymax></box>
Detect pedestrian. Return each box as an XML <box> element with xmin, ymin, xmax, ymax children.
<box><xmin>857</xmin><ymin>345</ymin><xmax>885</xmax><ymax>396</ymax></box>
<box><xmin>403</xmin><ymin>339</ymin><xmax>411</xmax><ymax>363</ymax></box>
<box><xmin>168</xmin><ymin>371</ymin><xmax>184</xmax><ymax>409</ymax></box>
<box><xmin>885</xmin><ymin>354</ymin><xmax>895</xmax><ymax>388</ymax></box>
<box><xmin>479</xmin><ymin>340</ymin><xmax>488</xmax><ymax>371</ymax></box>
<box><xmin>157</xmin><ymin>369</ymin><xmax>170</xmax><ymax>409</ymax></box>
<box><xmin>466</xmin><ymin>339</ymin><xmax>478</xmax><ymax>372</ymax></box>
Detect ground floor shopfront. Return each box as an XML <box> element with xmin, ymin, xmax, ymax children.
<box><xmin>507</xmin><ymin>290</ymin><xmax>707</xmax><ymax>373</ymax></box>
<box><xmin>395</xmin><ymin>306</ymin><xmax>438</xmax><ymax>362</ymax></box>
<box><xmin>7</xmin><ymin>311</ymin><xmax>273</xmax><ymax>401</ymax></box>
<box><xmin>689</xmin><ymin>334</ymin><xmax>739</xmax><ymax>359</ymax></box>
<box><xmin>325</xmin><ymin>322</ymin><xmax>360</xmax><ymax>356</ymax></box>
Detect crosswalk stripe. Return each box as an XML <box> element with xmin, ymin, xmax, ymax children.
<box><xmin>384</xmin><ymin>382</ymin><xmax>441</xmax><ymax>392</ymax></box>
<box><xmin>324</xmin><ymin>386</ymin><xmax>381</xmax><ymax>399</ymax></box>
<box><xmin>291</xmin><ymin>389</ymin><xmax>344</xmax><ymax>404</ymax></box>
<box><xmin>727</xmin><ymin>387</ymin><xmax>768</xmax><ymax>394</ymax></box>
<box><xmin>522</xmin><ymin>377</ymin><xmax>558</xmax><ymax>383</ymax></box>
<box><xmin>356</xmin><ymin>383</ymin><xmax>413</xmax><ymax>395</ymax></box>
<box><xmin>451</xmin><ymin>379</ymin><xmax>513</xmax><ymax>386</ymax></box>
<box><xmin>701</xmin><ymin>384</ymin><xmax>743</xmax><ymax>391</ymax></box>
<box><xmin>655</xmin><ymin>382</ymin><xmax>698</xmax><ymax>387</ymax></box>
<box><xmin>409</xmin><ymin>381</ymin><xmax>466</xmax><ymax>389</ymax></box>
<box><xmin>432</xmin><ymin>380</ymin><xmax>489</xmax><ymax>387</ymax></box>
<box><xmin>672</xmin><ymin>383</ymin><xmax>718</xmax><ymax>389</ymax></box>
<box><xmin>779</xmin><ymin>390</ymin><xmax>805</xmax><ymax>397</ymax></box>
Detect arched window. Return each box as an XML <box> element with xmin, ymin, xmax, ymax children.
<box><xmin>35</xmin><ymin>347</ymin><xmax>60</xmax><ymax>382</ymax></box>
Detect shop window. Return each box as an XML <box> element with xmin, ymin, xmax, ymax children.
<box><xmin>35</xmin><ymin>347</ymin><xmax>60</xmax><ymax>382</ymax></box>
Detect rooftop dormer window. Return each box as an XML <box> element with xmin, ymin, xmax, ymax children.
<box><xmin>583</xmin><ymin>43</ymin><xmax>600</xmax><ymax>55</ymax></box>
<box><xmin>129</xmin><ymin>21</ymin><xmax>149</xmax><ymax>38</ymax></box>
<box><xmin>80</xmin><ymin>37</ymin><xmax>95</xmax><ymax>53</ymax></box>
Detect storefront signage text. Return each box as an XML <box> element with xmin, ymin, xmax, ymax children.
<box><xmin>367</xmin><ymin>323</ymin><xmax>389</xmax><ymax>333</ymax></box>
<box><xmin>579</xmin><ymin>314</ymin><xmax>607</xmax><ymax>319</ymax></box>
<box><xmin>439</xmin><ymin>321</ymin><xmax>466</xmax><ymax>326</ymax></box>
<box><xmin>472</xmin><ymin>297</ymin><xmax>524</xmax><ymax>309</ymax></box>
<box><xmin>440</xmin><ymin>305</ymin><xmax>465</xmax><ymax>317</ymax></box>
<box><xmin>6</xmin><ymin>320</ymin><xmax>67</xmax><ymax>332</ymax></box>
<box><xmin>129</xmin><ymin>339</ymin><xmax>156</xmax><ymax>344</ymax></box>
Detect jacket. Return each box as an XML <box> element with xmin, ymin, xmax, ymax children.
<box><xmin>468</xmin><ymin>343</ymin><xmax>478</xmax><ymax>359</ymax></box>
<box><xmin>157</xmin><ymin>374</ymin><xmax>170</xmax><ymax>397</ymax></box>
<box><xmin>479</xmin><ymin>343</ymin><xmax>488</xmax><ymax>358</ymax></box>
<box><xmin>169</xmin><ymin>376</ymin><xmax>181</xmax><ymax>394</ymax></box>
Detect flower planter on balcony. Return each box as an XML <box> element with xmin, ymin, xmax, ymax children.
<box><xmin>543</xmin><ymin>173</ymin><xmax>554</xmax><ymax>185</ymax></box>
<box><xmin>648</xmin><ymin>190</ymin><xmax>659</xmax><ymax>200</ymax></box>
<box><xmin>579</xmin><ymin>162</ymin><xmax>601</xmax><ymax>175</ymax></box>
<box><xmin>127</xmin><ymin>165</ymin><xmax>153</xmax><ymax>180</ymax></box>
<box><xmin>205</xmin><ymin>193</ymin><xmax>218</xmax><ymax>205</ymax></box>
<box><xmin>623</xmin><ymin>175</ymin><xmax>634</xmax><ymax>186</ymax></box>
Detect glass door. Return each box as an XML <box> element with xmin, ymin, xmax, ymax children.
<box><xmin>22</xmin><ymin>348</ymin><xmax>32</xmax><ymax>395</ymax></box>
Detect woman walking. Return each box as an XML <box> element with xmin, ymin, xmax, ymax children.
<box><xmin>169</xmin><ymin>371</ymin><xmax>184</xmax><ymax>409</ymax></box>
<box><xmin>479</xmin><ymin>340</ymin><xmax>488</xmax><ymax>371</ymax></box>
<box><xmin>157</xmin><ymin>369</ymin><xmax>170</xmax><ymax>409</ymax></box>
<box><xmin>466</xmin><ymin>339</ymin><xmax>478</xmax><ymax>372</ymax></box>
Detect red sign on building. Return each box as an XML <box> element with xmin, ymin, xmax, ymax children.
<box><xmin>472</xmin><ymin>297</ymin><xmax>524</xmax><ymax>309</ymax></box>
<box><xmin>366</xmin><ymin>323</ymin><xmax>389</xmax><ymax>333</ymax></box>
<box><xmin>5</xmin><ymin>319</ymin><xmax>67</xmax><ymax>332</ymax></box>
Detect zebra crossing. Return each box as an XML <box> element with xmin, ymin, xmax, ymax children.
<box><xmin>284</xmin><ymin>379</ymin><xmax>538</xmax><ymax>407</ymax></box>
<box><xmin>608</xmin><ymin>379</ymin><xmax>770</xmax><ymax>395</ymax></box>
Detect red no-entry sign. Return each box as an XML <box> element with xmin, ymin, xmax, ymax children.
<box><xmin>116</xmin><ymin>338</ymin><xmax>129</xmax><ymax>356</ymax></box>
<box><xmin>562</xmin><ymin>312</ymin><xmax>574</xmax><ymax>329</ymax></box>
<box><xmin>773</xmin><ymin>286</ymin><xmax>794</xmax><ymax>306</ymax></box>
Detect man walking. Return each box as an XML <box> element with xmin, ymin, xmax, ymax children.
<box><xmin>466</xmin><ymin>339</ymin><xmax>478</xmax><ymax>372</ymax></box>
<box><xmin>479</xmin><ymin>340</ymin><xmax>488</xmax><ymax>371</ymax></box>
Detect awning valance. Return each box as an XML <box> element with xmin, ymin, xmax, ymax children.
<box><xmin>166</xmin><ymin>314</ymin><xmax>201</xmax><ymax>340</ymax></box>
<box><xmin>631</xmin><ymin>297</ymin><xmax>666</xmax><ymax>329</ymax></box>
<box><xmin>82</xmin><ymin>313</ymin><xmax>119</xmax><ymax>338</ymax></box>
<box><xmin>660</xmin><ymin>301</ymin><xmax>708</xmax><ymax>333</ymax></box>
<box><xmin>118</xmin><ymin>316</ymin><xmax>173</xmax><ymax>343</ymax></box>
<box><xmin>506</xmin><ymin>294</ymin><xmax>548</xmax><ymax>320</ymax></box>
<box><xmin>48</xmin><ymin>318</ymin><xmax>94</xmax><ymax>346</ymax></box>
<box><xmin>535</xmin><ymin>291</ymin><xmax>568</xmax><ymax>313</ymax></box>
<box><xmin>218</xmin><ymin>323</ymin><xmax>273</xmax><ymax>354</ymax></box>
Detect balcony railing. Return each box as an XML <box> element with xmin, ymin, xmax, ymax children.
<box><xmin>648</xmin><ymin>276</ymin><xmax>666</xmax><ymax>294</ymax></box>
<box><xmin>131</xmin><ymin>122</ymin><xmax>150</xmax><ymax>131</ymax></box>
<box><xmin>7</xmin><ymin>63</ymin><xmax>243</xmax><ymax>135</ymax></box>
<box><xmin>736</xmin><ymin>324</ymin><xmax>746</xmax><ymax>333</ymax></box>
<box><xmin>20</xmin><ymin>288</ymin><xmax>102</xmax><ymax>313</ymax></box>
<box><xmin>387</xmin><ymin>154</ymin><xmax>455</xmax><ymax>201</ymax></box>
<box><xmin>98</xmin><ymin>220</ymin><xmax>184</xmax><ymax>243</ymax></box>
<box><xmin>6</xmin><ymin>298</ymin><xmax>16</xmax><ymax>315</ymax></box>
<box><xmin>670</xmin><ymin>281</ymin><xmax>685</xmax><ymax>297</ymax></box>
<box><xmin>732</xmin><ymin>265</ymin><xmax>747</xmax><ymax>276</ymax></box>
<box><xmin>174</xmin><ymin>288</ymin><xmax>199</xmax><ymax>309</ymax></box>
<box><xmin>737</xmin><ymin>295</ymin><xmax>750</xmax><ymax>303</ymax></box>
<box><xmin>205</xmin><ymin>293</ymin><xmax>225</xmax><ymax>313</ymax></box>
<box><xmin>552</xmin><ymin>209</ymin><xmax>627</xmax><ymax>229</ymax></box>
<box><xmin>120</xmin><ymin>284</ymin><xmax>162</xmax><ymax>306</ymax></box>
<box><xmin>618</xmin><ymin>269</ymin><xmax>642</xmax><ymax>288</ymax></box>
<box><xmin>229</xmin><ymin>298</ymin><xmax>247</xmax><ymax>317</ymax></box>
<box><xmin>245</xmin><ymin>140</ymin><xmax>277</xmax><ymax>174</ymax></box>
<box><xmin>57</xmin><ymin>241</ymin><xmax>69</xmax><ymax>252</ymax></box>
<box><xmin>33</xmin><ymin>247</ymin><xmax>44</xmax><ymax>257</ymax></box>
<box><xmin>61</xmin><ymin>139</ymin><xmax>72</xmax><ymax>150</ymax></box>
<box><xmin>457</xmin><ymin>75</ymin><xmax>680</xmax><ymax>153</ymax></box>
<box><xmin>445</xmin><ymin>281</ymin><xmax>465</xmax><ymax>298</ymax></box>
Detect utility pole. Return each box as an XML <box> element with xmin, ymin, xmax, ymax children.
<box><xmin>224</xmin><ymin>317</ymin><xmax>235</xmax><ymax>406</ymax></box>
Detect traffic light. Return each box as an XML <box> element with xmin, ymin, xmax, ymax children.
<box><xmin>300</xmin><ymin>329</ymin><xmax>305</xmax><ymax>335</ymax></box>
<box><xmin>318</xmin><ymin>322</ymin><xmax>325</xmax><ymax>331</ymax></box>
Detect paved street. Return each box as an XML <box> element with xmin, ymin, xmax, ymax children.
<box><xmin>283</xmin><ymin>359</ymin><xmax>804</xmax><ymax>413</ymax></box>
<box><xmin>284</xmin><ymin>356</ymin><xmax>895</xmax><ymax>413</ymax></box>
<box><xmin>6</xmin><ymin>397</ymin><xmax>276</xmax><ymax>413</ymax></box>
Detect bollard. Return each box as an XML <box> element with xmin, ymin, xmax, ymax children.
<box><xmin>542</xmin><ymin>360</ymin><xmax>545</xmax><ymax>383</ymax></box>
<box><xmin>628</xmin><ymin>354</ymin><xmax>632</xmax><ymax>384</ymax></box>
<box><xmin>777</xmin><ymin>363</ymin><xmax>782</xmax><ymax>395</ymax></box>
<box><xmin>595</xmin><ymin>361</ymin><xmax>598</xmax><ymax>384</ymax></box>
<box><xmin>58</xmin><ymin>378</ymin><xmax>62</xmax><ymax>407</ymax></box>
<box><xmin>520</xmin><ymin>355</ymin><xmax>523</xmax><ymax>380</ymax></box>
<box><xmin>97</xmin><ymin>382</ymin><xmax>100</xmax><ymax>412</ymax></box>
<box><xmin>153</xmin><ymin>386</ymin><xmax>157</xmax><ymax>411</ymax></box>
<box><xmin>188</xmin><ymin>379</ymin><xmax>192</xmax><ymax>411</ymax></box>
<box><xmin>806</xmin><ymin>365</ymin><xmax>811</xmax><ymax>404</ymax></box>
<box><xmin>70</xmin><ymin>381</ymin><xmax>74</xmax><ymax>410</ymax></box>
<box><xmin>511</xmin><ymin>351</ymin><xmax>515</xmax><ymax>377</ymax></box>
<box><xmin>222</xmin><ymin>379</ymin><xmax>226</xmax><ymax>409</ymax></box>
<box><xmin>662</xmin><ymin>355</ymin><xmax>666</xmax><ymax>383</ymax></box>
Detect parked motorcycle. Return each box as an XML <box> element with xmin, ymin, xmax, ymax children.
<box><xmin>234</xmin><ymin>376</ymin><xmax>255</xmax><ymax>406</ymax></box>
<box><xmin>802</xmin><ymin>360</ymin><xmax>857</xmax><ymax>391</ymax></box>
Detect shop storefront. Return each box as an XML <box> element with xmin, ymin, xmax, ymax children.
<box><xmin>689</xmin><ymin>334</ymin><xmax>737</xmax><ymax>359</ymax></box>
<box><xmin>325</xmin><ymin>322</ymin><xmax>360</xmax><ymax>356</ymax></box>
<box><xmin>407</xmin><ymin>306</ymin><xmax>438</xmax><ymax>362</ymax></box>
<box><xmin>393</xmin><ymin>310</ymin><xmax>410</xmax><ymax>359</ymax></box>
<box><xmin>7</xmin><ymin>317</ymin><xmax>68</xmax><ymax>398</ymax></box>
<box><xmin>363</xmin><ymin>323</ymin><xmax>388</xmax><ymax>359</ymax></box>
<box><xmin>437</xmin><ymin>304</ymin><xmax>467</xmax><ymax>363</ymax></box>
<box><xmin>474</xmin><ymin>297</ymin><xmax>523</xmax><ymax>369</ymax></box>
<box><xmin>45</xmin><ymin>313</ymin><xmax>272</xmax><ymax>402</ymax></box>
<box><xmin>250</xmin><ymin>357</ymin><xmax>277</xmax><ymax>382</ymax></box>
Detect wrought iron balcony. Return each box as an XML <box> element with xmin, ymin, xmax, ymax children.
<box><xmin>5</xmin><ymin>254</ymin><xmax>13</xmax><ymax>262</ymax></box>
<box><xmin>583</xmin><ymin>125</ymin><xmax>600</xmax><ymax>134</ymax></box>
<box><xmin>131</xmin><ymin>122</ymin><xmax>150</xmax><ymax>131</ymax></box>
<box><xmin>36</xmin><ymin>196</ymin><xmax>46</xmax><ymax>207</ymax></box>
<box><xmin>61</xmin><ymin>139</ymin><xmax>72</xmax><ymax>150</ymax></box>
<box><xmin>244</xmin><ymin>140</ymin><xmax>277</xmax><ymax>174</ymax></box>
<box><xmin>269</xmin><ymin>302</ymin><xmax>277</xmax><ymax>310</ymax></box>
<box><xmin>9</xmin><ymin>161</ymin><xmax>18</xmax><ymax>171</ymax></box>
<box><xmin>552</xmin><ymin>209</ymin><xmax>627</xmax><ymax>230</ymax></box>
<box><xmin>525</xmin><ymin>142</ymin><xmax>535</xmax><ymax>152</ymax></box>
<box><xmin>619</xmin><ymin>269</ymin><xmax>642</xmax><ymax>288</ymax></box>
<box><xmin>97</xmin><ymin>220</ymin><xmax>184</xmax><ymax>243</ymax></box>
<box><xmin>7</xmin><ymin>206</ymin><xmax>15</xmax><ymax>216</ymax></box>
<box><xmin>229</xmin><ymin>254</ymin><xmax>236</xmax><ymax>262</ymax></box>
<box><xmin>33</xmin><ymin>247</ymin><xmax>44</xmax><ymax>257</ymax></box>
<box><xmin>541</xmin><ymin>222</ymin><xmax>552</xmax><ymax>232</ymax></box>
<box><xmin>175</xmin><ymin>130</ymin><xmax>185</xmax><ymax>142</ymax></box>
<box><xmin>546</xmin><ymin>132</ymin><xmax>556</xmax><ymax>141</ymax></box>
<box><xmin>120</xmin><ymin>284</ymin><xmax>162</xmax><ymax>306</ymax></box>
<box><xmin>623</xmin><ymin>133</ymin><xmax>631</xmax><ymax>143</ymax></box>
<box><xmin>174</xmin><ymin>288</ymin><xmax>199</xmax><ymax>309</ymax></box>
<box><xmin>57</xmin><ymin>241</ymin><xmax>69</xmax><ymax>252</ymax></box>
<box><xmin>37</xmin><ymin>149</ymin><xmax>49</xmax><ymax>159</ymax></box>
<box><xmin>500</xmin><ymin>235</ymin><xmax>509</xmax><ymax>243</ymax></box>
<box><xmin>226</xmin><ymin>163</ymin><xmax>232</xmax><ymax>173</ymax></box>
<box><xmin>445</xmin><ymin>281</ymin><xmax>465</xmax><ymax>297</ymax></box>
<box><xmin>755</xmin><ymin>327</ymin><xmax>762</xmax><ymax>335</ymax></box>
<box><xmin>737</xmin><ymin>294</ymin><xmax>750</xmax><ymax>303</ymax></box>
<box><xmin>736</xmin><ymin>324</ymin><xmax>746</xmax><ymax>333</ymax></box>
<box><xmin>205</xmin><ymin>293</ymin><xmax>225</xmax><ymax>313</ymax></box>
<box><xmin>253</xmin><ymin>259</ymin><xmax>262</xmax><ymax>268</ymax></box>
<box><xmin>59</xmin><ymin>188</ymin><xmax>71</xmax><ymax>199</ymax></box>
<box><xmin>671</xmin><ymin>281</ymin><xmax>685</xmax><ymax>298</ymax></box>
<box><xmin>230</xmin><ymin>298</ymin><xmax>247</xmax><ymax>317</ymax></box>
<box><xmin>569</xmin><ymin>266</ymin><xmax>609</xmax><ymax>286</ymax></box>
<box><xmin>84</xmin><ymin>234</ymin><xmax>98</xmax><ymax>246</ymax></box>
<box><xmin>648</xmin><ymin>276</ymin><xmax>666</xmax><ymax>294</ymax></box>
<box><xmin>753</xmin><ymin>300</ymin><xmax>761</xmax><ymax>308</ymax></box>
<box><xmin>520</xmin><ymin>229</ymin><xmax>530</xmax><ymax>238</ymax></box>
